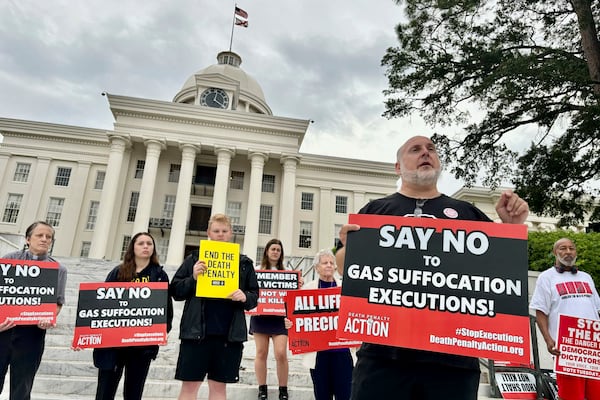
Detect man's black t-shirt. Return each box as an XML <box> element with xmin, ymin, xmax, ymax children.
<box><xmin>357</xmin><ymin>192</ymin><xmax>492</xmax><ymax>370</ymax></box>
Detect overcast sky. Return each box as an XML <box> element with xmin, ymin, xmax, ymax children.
<box><xmin>0</xmin><ymin>0</ymin><xmax>466</xmax><ymax>193</ymax></box>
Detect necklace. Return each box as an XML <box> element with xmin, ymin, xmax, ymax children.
<box><xmin>414</xmin><ymin>199</ymin><xmax>427</xmax><ymax>217</ymax></box>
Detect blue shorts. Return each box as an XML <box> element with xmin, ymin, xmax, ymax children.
<box><xmin>175</xmin><ymin>336</ymin><xmax>243</xmax><ymax>383</ymax></box>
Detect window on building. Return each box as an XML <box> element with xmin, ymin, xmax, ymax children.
<box><xmin>55</xmin><ymin>167</ymin><xmax>72</xmax><ymax>186</ymax></box>
<box><xmin>157</xmin><ymin>238</ymin><xmax>169</xmax><ymax>264</ymax></box>
<box><xmin>134</xmin><ymin>160</ymin><xmax>145</xmax><ymax>179</ymax></box>
<box><xmin>127</xmin><ymin>192</ymin><xmax>139</xmax><ymax>222</ymax></box>
<box><xmin>80</xmin><ymin>241</ymin><xmax>91</xmax><ymax>258</ymax></box>
<box><xmin>335</xmin><ymin>195</ymin><xmax>348</xmax><ymax>214</ymax></box>
<box><xmin>299</xmin><ymin>221</ymin><xmax>312</xmax><ymax>248</ymax></box>
<box><xmin>86</xmin><ymin>201</ymin><xmax>100</xmax><ymax>230</ymax></box>
<box><xmin>120</xmin><ymin>235</ymin><xmax>131</xmax><ymax>260</ymax></box>
<box><xmin>262</xmin><ymin>174</ymin><xmax>275</xmax><ymax>193</ymax></box>
<box><xmin>163</xmin><ymin>195</ymin><xmax>176</xmax><ymax>219</ymax></box>
<box><xmin>94</xmin><ymin>171</ymin><xmax>105</xmax><ymax>190</ymax></box>
<box><xmin>46</xmin><ymin>197</ymin><xmax>64</xmax><ymax>227</ymax></box>
<box><xmin>227</xmin><ymin>201</ymin><xmax>242</xmax><ymax>225</ymax></box>
<box><xmin>169</xmin><ymin>164</ymin><xmax>181</xmax><ymax>183</ymax></box>
<box><xmin>13</xmin><ymin>163</ymin><xmax>31</xmax><ymax>182</ymax></box>
<box><xmin>194</xmin><ymin>165</ymin><xmax>216</xmax><ymax>185</ymax></box>
<box><xmin>2</xmin><ymin>193</ymin><xmax>23</xmax><ymax>223</ymax></box>
<box><xmin>256</xmin><ymin>246</ymin><xmax>264</xmax><ymax>266</ymax></box>
<box><xmin>301</xmin><ymin>192</ymin><xmax>314</xmax><ymax>210</ymax></box>
<box><xmin>259</xmin><ymin>205</ymin><xmax>273</xmax><ymax>234</ymax></box>
<box><xmin>230</xmin><ymin>171</ymin><xmax>244</xmax><ymax>190</ymax></box>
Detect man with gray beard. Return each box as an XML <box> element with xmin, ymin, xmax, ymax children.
<box><xmin>530</xmin><ymin>238</ymin><xmax>600</xmax><ymax>400</ymax></box>
<box><xmin>337</xmin><ymin>135</ymin><xmax>530</xmax><ymax>400</ymax></box>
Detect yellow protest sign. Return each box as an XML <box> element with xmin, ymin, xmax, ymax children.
<box><xmin>195</xmin><ymin>240</ymin><xmax>240</xmax><ymax>298</ymax></box>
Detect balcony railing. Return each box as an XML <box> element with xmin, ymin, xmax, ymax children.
<box><xmin>149</xmin><ymin>218</ymin><xmax>173</xmax><ymax>229</ymax></box>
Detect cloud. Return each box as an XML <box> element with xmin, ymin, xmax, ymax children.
<box><xmin>0</xmin><ymin>0</ymin><xmax>463</xmax><ymax>193</ymax></box>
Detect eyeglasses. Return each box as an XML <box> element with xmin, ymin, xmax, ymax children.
<box><xmin>414</xmin><ymin>199</ymin><xmax>426</xmax><ymax>217</ymax></box>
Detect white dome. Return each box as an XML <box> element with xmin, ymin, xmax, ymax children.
<box><xmin>173</xmin><ymin>51</ymin><xmax>271</xmax><ymax>114</ymax></box>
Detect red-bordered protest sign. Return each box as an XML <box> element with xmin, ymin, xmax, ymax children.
<box><xmin>72</xmin><ymin>282</ymin><xmax>169</xmax><ymax>349</ymax></box>
<box><xmin>337</xmin><ymin>214</ymin><xmax>530</xmax><ymax>364</ymax></box>
<box><xmin>0</xmin><ymin>258</ymin><xmax>59</xmax><ymax>325</ymax></box>
<box><xmin>555</xmin><ymin>314</ymin><xmax>600</xmax><ymax>380</ymax></box>
<box><xmin>247</xmin><ymin>270</ymin><xmax>300</xmax><ymax>316</ymax></box>
<box><xmin>286</xmin><ymin>287</ymin><xmax>361</xmax><ymax>354</ymax></box>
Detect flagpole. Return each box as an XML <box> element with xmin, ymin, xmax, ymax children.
<box><xmin>229</xmin><ymin>4</ymin><xmax>236</xmax><ymax>52</ymax></box>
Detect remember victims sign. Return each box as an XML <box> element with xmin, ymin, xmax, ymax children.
<box><xmin>337</xmin><ymin>214</ymin><xmax>530</xmax><ymax>364</ymax></box>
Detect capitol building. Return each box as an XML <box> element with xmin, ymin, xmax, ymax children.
<box><xmin>0</xmin><ymin>51</ymin><xmax>577</xmax><ymax>267</ymax></box>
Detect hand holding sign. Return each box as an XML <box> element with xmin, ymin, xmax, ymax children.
<box><xmin>0</xmin><ymin>318</ymin><xmax>15</xmax><ymax>332</ymax></box>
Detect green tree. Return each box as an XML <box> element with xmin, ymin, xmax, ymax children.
<box><xmin>528</xmin><ymin>231</ymin><xmax>600</xmax><ymax>286</ymax></box>
<box><xmin>383</xmin><ymin>0</ymin><xmax>600</xmax><ymax>226</ymax></box>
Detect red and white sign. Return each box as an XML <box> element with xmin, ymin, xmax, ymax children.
<box><xmin>555</xmin><ymin>314</ymin><xmax>600</xmax><ymax>380</ymax></box>
<box><xmin>286</xmin><ymin>287</ymin><xmax>361</xmax><ymax>354</ymax></box>
<box><xmin>337</xmin><ymin>214</ymin><xmax>531</xmax><ymax>364</ymax></box>
<box><xmin>0</xmin><ymin>259</ymin><xmax>59</xmax><ymax>325</ymax></box>
<box><xmin>247</xmin><ymin>270</ymin><xmax>300</xmax><ymax>316</ymax></box>
<box><xmin>72</xmin><ymin>282</ymin><xmax>169</xmax><ymax>349</ymax></box>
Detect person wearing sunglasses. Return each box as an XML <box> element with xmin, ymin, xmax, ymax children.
<box><xmin>336</xmin><ymin>135</ymin><xmax>529</xmax><ymax>400</ymax></box>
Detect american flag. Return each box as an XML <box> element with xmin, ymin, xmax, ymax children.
<box><xmin>235</xmin><ymin>6</ymin><xmax>248</xmax><ymax>19</ymax></box>
<box><xmin>235</xmin><ymin>17</ymin><xmax>248</xmax><ymax>27</ymax></box>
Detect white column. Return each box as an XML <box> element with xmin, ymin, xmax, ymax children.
<box><xmin>354</xmin><ymin>192</ymin><xmax>366</xmax><ymax>212</ymax></box>
<box><xmin>319</xmin><ymin>187</ymin><xmax>333</xmax><ymax>250</ymax></box>
<box><xmin>211</xmin><ymin>147</ymin><xmax>235</xmax><ymax>215</ymax></box>
<box><xmin>166</xmin><ymin>144</ymin><xmax>198</xmax><ymax>266</ymax></box>
<box><xmin>59</xmin><ymin>161</ymin><xmax>91</xmax><ymax>256</ymax></box>
<box><xmin>243</xmin><ymin>152</ymin><xmax>268</xmax><ymax>257</ymax></box>
<box><xmin>133</xmin><ymin>139</ymin><xmax>165</xmax><ymax>234</ymax></box>
<box><xmin>0</xmin><ymin>154</ymin><xmax>9</xmax><ymax>184</ymax></box>
<box><xmin>277</xmin><ymin>156</ymin><xmax>299</xmax><ymax>256</ymax></box>
<box><xmin>90</xmin><ymin>135</ymin><xmax>130</xmax><ymax>259</ymax></box>
<box><xmin>25</xmin><ymin>157</ymin><xmax>51</xmax><ymax>223</ymax></box>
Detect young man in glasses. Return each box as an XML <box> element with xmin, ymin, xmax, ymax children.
<box><xmin>337</xmin><ymin>135</ymin><xmax>529</xmax><ymax>400</ymax></box>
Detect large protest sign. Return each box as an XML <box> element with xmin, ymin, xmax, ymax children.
<box><xmin>555</xmin><ymin>314</ymin><xmax>600</xmax><ymax>380</ymax></box>
<box><xmin>72</xmin><ymin>282</ymin><xmax>168</xmax><ymax>349</ymax></box>
<box><xmin>286</xmin><ymin>287</ymin><xmax>361</xmax><ymax>354</ymax></box>
<box><xmin>0</xmin><ymin>258</ymin><xmax>59</xmax><ymax>325</ymax></box>
<box><xmin>337</xmin><ymin>214</ymin><xmax>530</xmax><ymax>364</ymax></box>
<box><xmin>247</xmin><ymin>270</ymin><xmax>300</xmax><ymax>316</ymax></box>
<box><xmin>196</xmin><ymin>240</ymin><xmax>239</xmax><ymax>298</ymax></box>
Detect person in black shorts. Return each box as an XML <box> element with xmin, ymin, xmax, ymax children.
<box><xmin>170</xmin><ymin>213</ymin><xmax>259</xmax><ymax>400</ymax></box>
<box><xmin>250</xmin><ymin>239</ymin><xmax>294</xmax><ymax>400</ymax></box>
<box><xmin>337</xmin><ymin>136</ymin><xmax>530</xmax><ymax>400</ymax></box>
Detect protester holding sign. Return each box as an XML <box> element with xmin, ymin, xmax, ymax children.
<box><xmin>293</xmin><ymin>248</ymin><xmax>353</xmax><ymax>400</ymax></box>
<box><xmin>530</xmin><ymin>238</ymin><xmax>600</xmax><ymax>400</ymax></box>
<box><xmin>92</xmin><ymin>232</ymin><xmax>173</xmax><ymax>400</ymax></box>
<box><xmin>171</xmin><ymin>213</ymin><xmax>259</xmax><ymax>400</ymax></box>
<box><xmin>250</xmin><ymin>239</ymin><xmax>292</xmax><ymax>400</ymax></box>
<box><xmin>337</xmin><ymin>136</ymin><xmax>529</xmax><ymax>400</ymax></box>
<box><xmin>0</xmin><ymin>221</ymin><xmax>67</xmax><ymax>399</ymax></box>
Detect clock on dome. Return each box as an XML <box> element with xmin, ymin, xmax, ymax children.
<box><xmin>200</xmin><ymin>88</ymin><xmax>229</xmax><ymax>109</ymax></box>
